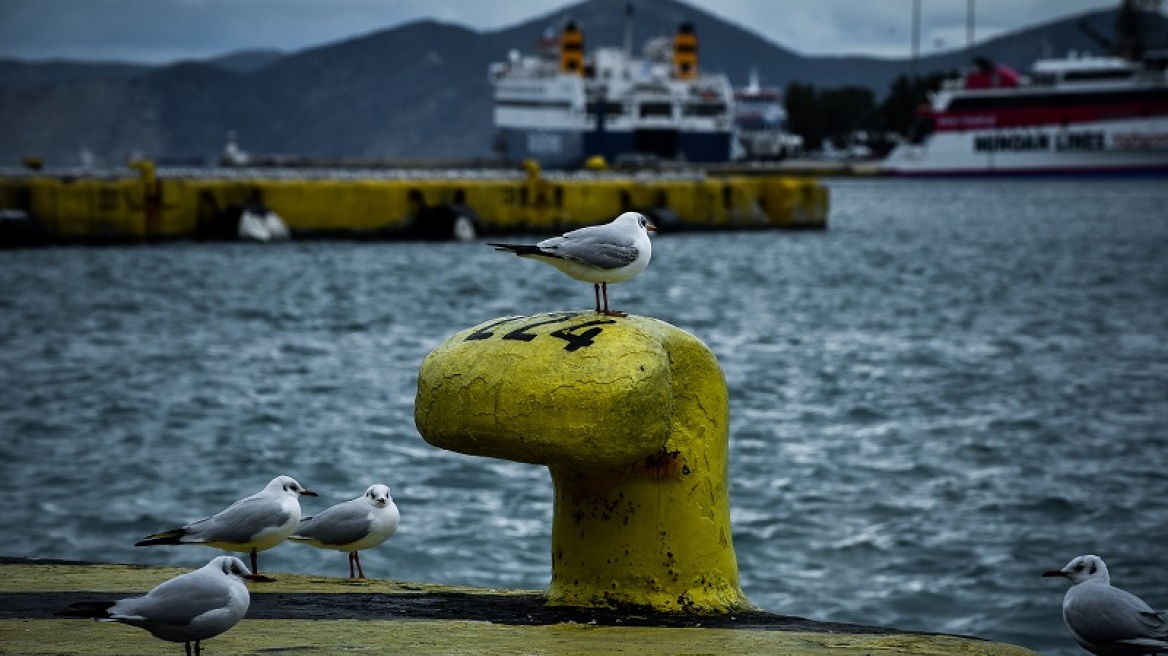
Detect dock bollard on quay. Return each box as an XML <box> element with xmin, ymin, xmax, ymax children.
<box><xmin>415</xmin><ymin>311</ymin><xmax>749</xmax><ymax>613</ymax></box>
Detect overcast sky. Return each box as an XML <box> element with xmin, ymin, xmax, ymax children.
<box><xmin>0</xmin><ymin>0</ymin><xmax>1129</xmax><ymax>64</ymax></box>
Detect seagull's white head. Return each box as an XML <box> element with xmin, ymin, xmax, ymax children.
<box><xmin>615</xmin><ymin>211</ymin><xmax>656</xmax><ymax>235</ymax></box>
<box><xmin>364</xmin><ymin>484</ymin><xmax>392</xmax><ymax>508</ymax></box>
<box><xmin>210</xmin><ymin>555</ymin><xmax>257</xmax><ymax>581</ymax></box>
<box><xmin>269</xmin><ymin>475</ymin><xmax>319</xmax><ymax>498</ymax></box>
<box><xmin>1043</xmin><ymin>554</ymin><xmax>1111</xmax><ymax>586</ymax></box>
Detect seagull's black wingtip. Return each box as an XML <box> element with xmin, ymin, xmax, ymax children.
<box><xmin>489</xmin><ymin>243</ymin><xmax>543</xmax><ymax>256</ymax></box>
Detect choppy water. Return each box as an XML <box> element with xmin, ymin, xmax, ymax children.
<box><xmin>1</xmin><ymin>178</ymin><xmax>1166</xmax><ymax>655</ymax></box>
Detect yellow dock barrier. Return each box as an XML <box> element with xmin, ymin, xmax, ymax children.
<box><xmin>0</xmin><ymin>162</ymin><xmax>827</xmax><ymax>245</ymax></box>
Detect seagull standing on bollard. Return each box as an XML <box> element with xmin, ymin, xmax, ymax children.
<box><xmin>290</xmin><ymin>484</ymin><xmax>400</xmax><ymax>579</ymax></box>
<box><xmin>61</xmin><ymin>556</ymin><xmax>261</xmax><ymax>656</ymax></box>
<box><xmin>135</xmin><ymin>475</ymin><xmax>318</xmax><ymax>576</ymax></box>
<box><xmin>1043</xmin><ymin>554</ymin><xmax>1168</xmax><ymax>655</ymax></box>
<box><xmin>489</xmin><ymin>211</ymin><xmax>656</xmax><ymax>317</ymax></box>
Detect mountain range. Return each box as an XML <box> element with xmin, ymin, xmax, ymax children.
<box><xmin>0</xmin><ymin>0</ymin><xmax>1162</xmax><ymax>167</ymax></box>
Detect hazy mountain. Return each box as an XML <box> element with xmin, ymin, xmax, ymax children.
<box><xmin>203</xmin><ymin>49</ymin><xmax>286</xmax><ymax>75</ymax></box>
<box><xmin>0</xmin><ymin>60</ymin><xmax>150</xmax><ymax>91</ymax></box>
<box><xmin>0</xmin><ymin>0</ymin><xmax>1161</xmax><ymax>166</ymax></box>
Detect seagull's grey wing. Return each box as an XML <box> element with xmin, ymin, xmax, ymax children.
<box><xmin>540</xmin><ymin>229</ymin><xmax>640</xmax><ymax>269</ymax></box>
<box><xmin>188</xmin><ymin>496</ymin><xmax>291</xmax><ymax>544</ymax></box>
<box><xmin>556</xmin><ymin>221</ymin><xmax>637</xmax><ymax>247</ymax></box>
<box><xmin>558</xmin><ymin>241</ymin><xmax>641</xmax><ymax>269</ymax></box>
<box><xmin>115</xmin><ymin>572</ymin><xmax>231</xmax><ymax>626</ymax></box>
<box><xmin>1067</xmin><ymin>585</ymin><xmax>1168</xmax><ymax>648</ymax></box>
<box><xmin>294</xmin><ymin>502</ymin><xmax>372</xmax><ymax>547</ymax></box>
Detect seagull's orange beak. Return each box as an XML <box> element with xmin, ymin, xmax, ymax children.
<box><xmin>300</xmin><ymin>489</ymin><xmax>319</xmax><ymax>497</ymax></box>
<box><xmin>647</xmin><ymin>223</ymin><xmax>658</xmax><ymax>232</ymax></box>
<box><xmin>1041</xmin><ymin>569</ymin><xmax>1067</xmax><ymax>578</ymax></box>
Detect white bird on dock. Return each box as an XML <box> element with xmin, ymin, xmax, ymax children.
<box><xmin>290</xmin><ymin>484</ymin><xmax>400</xmax><ymax>579</ymax></box>
<box><xmin>135</xmin><ymin>475</ymin><xmax>318</xmax><ymax>576</ymax></box>
<box><xmin>489</xmin><ymin>211</ymin><xmax>656</xmax><ymax>317</ymax></box>
<box><xmin>1044</xmin><ymin>554</ymin><xmax>1168</xmax><ymax>655</ymax></box>
<box><xmin>62</xmin><ymin>555</ymin><xmax>260</xmax><ymax>656</ymax></box>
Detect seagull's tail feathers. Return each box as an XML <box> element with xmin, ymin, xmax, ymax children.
<box><xmin>134</xmin><ymin>527</ymin><xmax>190</xmax><ymax>546</ymax></box>
<box><xmin>289</xmin><ymin>518</ymin><xmax>327</xmax><ymax>545</ymax></box>
<box><xmin>57</xmin><ymin>600</ymin><xmax>116</xmax><ymax>619</ymax></box>
<box><xmin>1121</xmin><ymin>638</ymin><xmax>1168</xmax><ymax>649</ymax></box>
<box><xmin>489</xmin><ymin>243</ymin><xmax>546</xmax><ymax>257</ymax></box>
<box><xmin>288</xmin><ymin>528</ymin><xmax>311</xmax><ymax>543</ymax></box>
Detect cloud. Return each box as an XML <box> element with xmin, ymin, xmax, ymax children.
<box><xmin>0</xmin><ymin>0</ymin><xmax>1128</xmax><ymax>64</ymax></box>
<box><xmin>0</xmin><ymin>0</ymin><xmax>567</xmax><ymax>62</ymax></box>
<box><xmin>702</xmin><ymin>0</ymin><xmax>1118</xmax><ymax>57</ymax></box>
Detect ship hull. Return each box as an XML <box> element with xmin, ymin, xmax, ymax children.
<box><xmin>495</xmin><ymin>129</ymin><xmax>586</xmax><ymax>170</ymax></box>
<box><xmin>883</xmin><ymin>97</ymin><xmax>1168</xmax><ymax>177</ymax></box>
<box><xmin>497</xmin><ymin>127</ymin><xmax>733</xmax><ymax>168</ymax></box>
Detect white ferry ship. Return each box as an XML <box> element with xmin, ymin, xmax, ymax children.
<box><xmin>488</xmin><ymin>13</ymin><xmax>735</xmax><ymax>169</ymax></box>
<box><xmin>882</xmin><ymin>48</ymin><xmax>1168</xmax><ymax>176</ymax></box>
<box><xmin>732</xmin><ymin>68</ymin><xmax>803</xmax><ymax>161</ymax></box>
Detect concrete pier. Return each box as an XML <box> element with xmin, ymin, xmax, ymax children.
<box><xmin>1</xmin><ymin>559</ymin><xmax>1036</xmax><ymax>655</ymax></box>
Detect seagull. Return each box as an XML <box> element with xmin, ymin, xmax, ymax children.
<box><xmin>135</xmin><ymin>475</ymin><xmax>318</xmax><ymax>576</ymax></box>
<box><xmin>489</xmin><ymin>211</ymin><xmax>656</xmax><ymax>317</ymax></box>
<box><xmin>290</xmin><ymin>484</ymin><xmax>400</xmax><ymax>579</ymax></box>
<box><xmin>1044</xmin><ymin>554</ymin><xmax>1168</xmax><ymax>656</ymax></box>
<box><xmin>61</xmin><ymin>555</ymin><xmax>260</xmax><ymax>656</ymax></box>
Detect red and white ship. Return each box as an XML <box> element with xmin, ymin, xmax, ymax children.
<box><xmin>883</xmin><ymin>5</ymin><xmax>1168</xmax><ymax>176</ymax></box>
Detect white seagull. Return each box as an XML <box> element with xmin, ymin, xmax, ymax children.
<box><xmin>63</xmin><ymin>555</ymin><xmax>259</xmax><ymax>656</ymax></box>
<box><xmin>136</xmin><ymin>475</ymin><xmax>318</xmax><ymax>576</ymax></box>
<box><xmin>489</xmin><ymin>211</ymin><xmax>656</xmax><ymax>317</ymax></box>
<box><xmin>290</xmin><ymin>484</ymin><xmax>400</xmax><ymax>579</ymax></box>
<box><xmin>1044</xmin><ymin>554</ymin><xmax>1168</xmax><ymax>656</ymax></box>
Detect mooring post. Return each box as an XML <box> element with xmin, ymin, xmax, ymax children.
<box><xmin>415</xmin><ymin>311</ymin><xmax>749</xmax><ymax>613</ymax></box>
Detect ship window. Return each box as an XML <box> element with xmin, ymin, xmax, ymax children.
<box><xmin>586</xmin><ymin>102</ymin><xmax>626</xmax><ymax>116</ymax></box>
<box><xmin>1063</xmin><ymin>69</ymin><xmax>1134</xmax><ymax>82</ymax></box>
<box><xmin>948</xmin><ymin>87</ymin><xmax>1163</xmax><ymax>111</ymax></box>
<box><xmin>498</xmin><ymin>99</ymin><xmax>575</xmax><ymax>110</ymax></box>
<box><xmin>640</xmin><ymin>102</ymin><xmax>673</xmax><ymax>117</ymax></box>
<box><xmin>683</xmin><ymin>103</ymin><xmax>727</xmax><ymax>117</ymax></box>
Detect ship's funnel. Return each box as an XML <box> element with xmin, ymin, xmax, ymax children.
<box><xmin>673</xmin><ymin>22</ymin><xmax>698</xmax><ymax>79</ymax></box>
<box><xmin>560</xmin><ymin>21</ymin><xmax>584</xmax><ymax>74</ymax></box>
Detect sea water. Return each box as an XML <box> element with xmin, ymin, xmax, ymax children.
<box><xmin>1</xmin><ymin>178</ymin><xmax>1166</xmax><ymax>655</ymax></box>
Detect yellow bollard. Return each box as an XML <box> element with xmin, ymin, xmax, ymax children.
<box><xmin>416</xmin><ymin>312</ymin><xmax>750</xmax><ymax>613</ymax></box>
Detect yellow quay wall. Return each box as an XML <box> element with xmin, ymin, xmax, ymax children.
<box><xmin>0</xmin><ymin>164</ymin><xmax>828</xmax><ymax>244</ymax></box>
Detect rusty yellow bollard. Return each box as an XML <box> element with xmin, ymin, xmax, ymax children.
<box><xmin>415</xmin><ymin>312</ymin><xmax>750</xmax><ymax>613</ymax></box>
